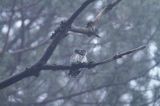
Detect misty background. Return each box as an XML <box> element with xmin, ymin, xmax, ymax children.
<box><xmin>0</xmin><ymin>0</ymin><xmax>160</xmax><ymax>106</ymax></box>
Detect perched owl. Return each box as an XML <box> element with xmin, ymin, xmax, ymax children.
<box><xmin>68</xmin><ymin>49</ymin><xmax>88</xmax><ymax>77</ymax></box>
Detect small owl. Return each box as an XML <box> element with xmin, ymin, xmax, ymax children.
<box><xmin>68</xmin><ymin>49</ymin><xmax>88</xmax><ymax>77</ymax></box>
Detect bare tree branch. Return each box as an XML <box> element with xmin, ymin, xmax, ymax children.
<box><xmin>0</xmin><ymin>1</ymin><xmax>16</xmax><ymax>56</ymax></box>
<box><xmin>94</xmin><ymin>45</ymin><xmax>146</xmax><ymax>66</ymax></box>
<box><xmin>10</xmin><ymin>38</ymin><xmax>50</xmax><ymax>54</ymax></box>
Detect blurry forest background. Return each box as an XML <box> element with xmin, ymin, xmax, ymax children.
<box><xmin>0</xmin><ymin>0</ymin><xmax>160</xmax><ymax>106</ymax></box>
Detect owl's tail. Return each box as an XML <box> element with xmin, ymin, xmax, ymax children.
<box><xmin>68</xmin><ymin>69</ymin><xmax>81</xmax><ymax>77</ymax></box>
<box><xmin>68</xmin><ymin>64</ymin><xmax>81</xmax><ymax>77</ymax></box>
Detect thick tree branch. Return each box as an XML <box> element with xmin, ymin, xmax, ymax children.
<box><xmin>0</xmin><ymin>68</ymin><xmax>36</xmax><ymax>89</ymax></box>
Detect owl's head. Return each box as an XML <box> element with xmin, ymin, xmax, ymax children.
<box><xmin>74</xmin><ymin>49</ymin><xmax>87</xmax><ymax>56</ymax></box>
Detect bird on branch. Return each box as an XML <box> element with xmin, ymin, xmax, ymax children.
<box><xmin>69</xmin><ymin>49</ymin><xmax>88</xmax><ymax>77</ymax></box>
<box><xmin>86</xmin><ymin>0</ymin><xmax>121</xmax><ymax>37</ymax></box>
<box><xmin>85</xmin><ymin>5</ymin><xmax>108</xmax><ymax>38</ymax></box>
<box><xmin>86</xmin><ymin>20</ymin><xmax>100</xmax><ymax>38</ymax></box>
